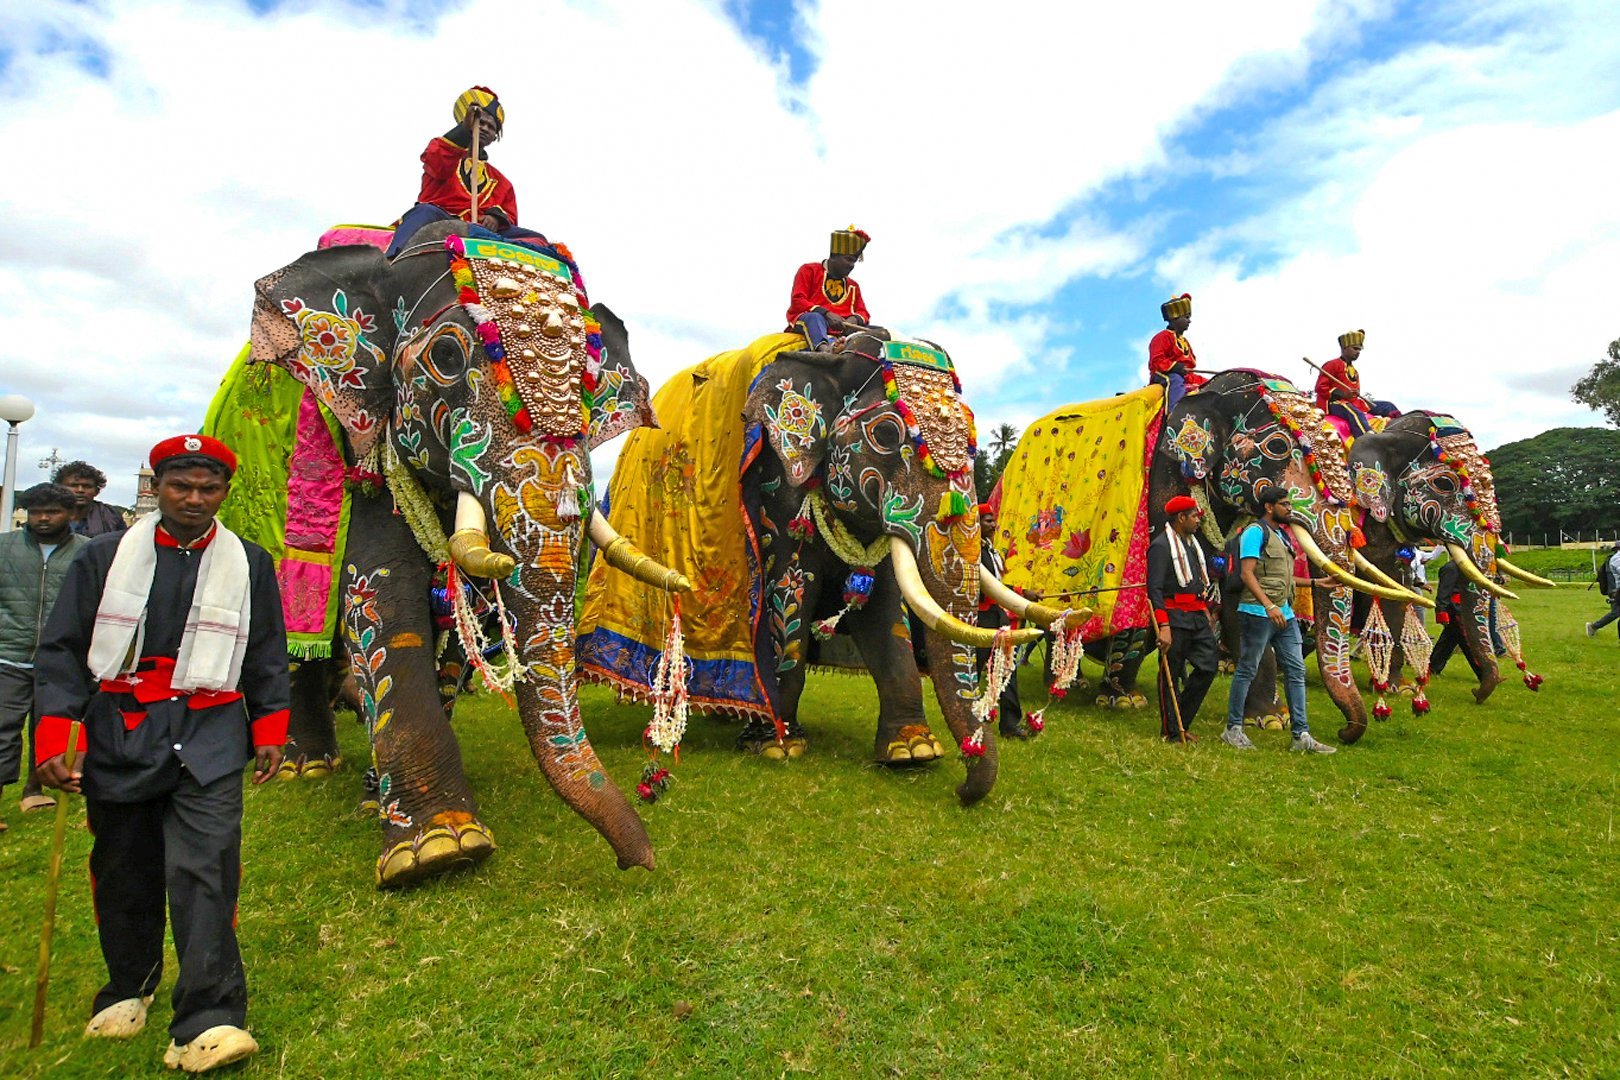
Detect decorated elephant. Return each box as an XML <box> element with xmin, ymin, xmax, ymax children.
<box><xmin>998</xmin><ymin>370</ymin><xmax>1423</xmax><ymax>743</ymax></box>
<box><xmin>579</xmin><ymin>332</ymin><xmax>1051</xmax><ymax>806</ymax></box>
<box><xmin>1346</xmin><ymin>410</ymin><xmax>1552</xmax><ymax>709</ymax></box>
<box><xmin>243</xmin><ymin>220</ymin><xmax>687</xmax><ymax>887</ymax></box>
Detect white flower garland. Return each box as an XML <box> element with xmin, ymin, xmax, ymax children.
<box><xmin>646</xmin><ymin>597</ymin><xmax>689</xmax><ymax>753</ymax></box>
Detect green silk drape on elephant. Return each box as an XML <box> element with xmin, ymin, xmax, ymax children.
<box><xmin>578</xmin><ymin>332</ymin><xmax>805</xmax><ymax>716</ymax></box>
<box><xmin>203</xmin><ymin>344</ymin><xmax>352</xmax><ymax>658</ymax></box>
<box><xmin>995</xmin><ymin>384</ymin><xmax>1164</xmax><ymax>638</ymax></box>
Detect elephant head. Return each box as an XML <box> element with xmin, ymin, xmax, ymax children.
<box><xmin>743</xmin><ymin>335</ymin><xmax>1040</xmax><ymax>804</ymax></box>
<box><xmin>1152</xmin><ymin>369</ymin><xmax>1426</xmax><ymax>742</ymax></box>
<box><xmin>248</xmin><ymin>221</ymin><xmax>680</xmax><ymax>872</ymax></box>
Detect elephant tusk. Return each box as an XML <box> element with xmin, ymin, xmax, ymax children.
<box><xmin>1350</xmin><ymin>548</ymin><xmax>1424</xmax><ymax>598</ymax></box>
<box><xmin>449</xmin><ymin>493</ymin><xmax>516</xmax><ymax>579</ymax></box>
<box><xmin>1290</xmin><ymin>524</ymin><xmax>1434</xmax><ymax>607</ymax></box>
<box><xmin>588</xmin><ymin>509</ymin><xmax>691</xmax><ymax>593</ymax></box>
<box><xmin>1495</xmin><ymin>557</ymin><xmax>1556</xmax><ymax>588</ymax></box>
<box><xmin>893</xmin><ymin>538</ymin><xmax>1042</xmax><ymax>648</ymax></box>
<box><xmin>1444</xmin><ymin>542</ymin><xmax>1519</xmax><ymax>600</ymax></box>
<box><xmin>978</xmin><ymin>565</ymin><xmax>1070</xmax><ymax>628</ymax></box>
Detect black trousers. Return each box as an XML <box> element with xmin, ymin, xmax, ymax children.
<box><xmin>85</xmin><ymin>769</ymin><xmax>246</xmax><ymax>1043</ymax></box>
<box><xmin>1430</xmin><ymin>619</ymin><xmax>1484</xmax><ymax>678</ymax></box>
<box><xmin>1159</xmin><ymin>618</ymin><xmax>1219</xmax><ymax>739</ymax></box>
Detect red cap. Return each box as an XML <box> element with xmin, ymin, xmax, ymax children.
<box><xmin>977</xmin><ymin>503</ymin><xmax>995</xmax><ymax>516</ymax></box>
<box><xmin>1164</xmin><ymin>495</ymin><xmax>1198</xmax><ymax>515</ymax></box>
<box><xmin>150</xmin><ymin>434</ymin><xmax>237</xmax><ymax>475</ymax></box>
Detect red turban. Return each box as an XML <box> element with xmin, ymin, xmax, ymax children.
<box><xmin>1164</xmin><ymin>495</ymin><xmax>1198</xmax><ymax>515</ymax></box>
<box><xmin>150</xmin><ymin>434</ymin><xmax>237</xmax><ymax>475</ymax></box>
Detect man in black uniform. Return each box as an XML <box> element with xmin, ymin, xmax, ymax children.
<box><xmin>1147</xmin><ymin>495</ymin><xmax>1219</xmax><ymax>743</ymax></box>
<box><xmin>34</xmin><ymin>435</ymin><xmax>287</xmax><ymax>1074</ymax></box>
<box><xmin>1430</xmin><ymin>558</ymin><xmax>1484</xmax><ymax>678</ymax></box>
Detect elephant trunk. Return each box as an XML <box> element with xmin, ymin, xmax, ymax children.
<box><xmin>922</xmin><ymin>624</ymin><xmax>999</xmax><ymax>805</ymax></box>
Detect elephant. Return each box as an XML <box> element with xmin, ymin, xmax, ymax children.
<box><xmin>1346</xmin><ymin>410</ymin><xmax>1553</xmax><ymax>707</ymax></box>
<box><xmin>579</xmin><ymin>332</ymin><xmax>1050</xmax><ymax>807</ymax></box>
<box><xmin>246</xmin><ymin>220</ymin><xmax>688</xmax><ymax>887</ymax></box>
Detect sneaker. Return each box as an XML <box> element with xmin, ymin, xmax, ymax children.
<box><xmin>1291</xmin><ymin>732</ymin><xmax>1338</xmax><ymax>755</ymax></box>
<box><xmin>164</xmin><ymin>1025</ymin><xmax>259</xmax><ymax>1073</ymax></box>
<box><xmin>1220</xmin><ymin>726</ymin><xmax>1256</xmax><ymax>750</ymax></box>
<box><xmin>1586</xmin><ymin>622</ymin><xmax>1597</xmax><ymax>638</ymax></box>
<box><xmin>85</xmin><ymin>996</ymin><xmax>154</xmax><ymax>1038</ymax></box>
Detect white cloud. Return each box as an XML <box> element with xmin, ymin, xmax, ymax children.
<box><xmin>1</xmin><ymin>0</ymin><xmax>1602</xmax><ymax>512</ymax></box>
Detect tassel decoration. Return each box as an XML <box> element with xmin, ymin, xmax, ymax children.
<box><xmin>646</xmin><ymin>595</ymin><xmax>690</xmax><ymax>754</ymax></box>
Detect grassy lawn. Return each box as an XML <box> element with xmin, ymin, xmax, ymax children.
<box><xmin>2</xmin><ymin>588</ymin><xmax>1616</xmax><ymax>1077</ymax></box>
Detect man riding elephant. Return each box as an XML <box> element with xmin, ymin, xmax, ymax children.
<box><xmin>787</xmin><ymin>226</ymin><xmax>875</xmax><ymax>350</ymax></box>
<box><xmin>1148</xmin><ymin>293</ymin><xmax>1204</xmax><ymax>410</ymax></box>
<box><xmin>1313</xmin><ymin>329</ymin><xmax>1399</xmax><ymax>442</ymax></box>
<box><xmin>384</xmin><ymin>86</ymin><xmax>553</xmax><ymax>259</ymax></box>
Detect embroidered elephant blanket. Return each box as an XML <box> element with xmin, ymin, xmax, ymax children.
<box><xmin>578</xmin><ymin>332</ymin><xmax>806</xmax><ymax>717</ymax></box>
<box><xmin>203</xmin><ymin>344</ymin><xmax>352</xmax><ymax>659</ymax></box>
<box><xmin>994</xmin><ymin>384</ymin><xmax>1165</xmax><ymax>638</ymax></box>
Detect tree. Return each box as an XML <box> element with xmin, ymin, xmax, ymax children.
<box><xmin>975</xmin><ymin>422</ymin><xmax>1020</xmax><ymax>502</ymax></box>
<box><xmin>1487</xmin><ymin>426</ymin><xmax>1620</xmax><ymax>538</ymax></box>
<box><xmin>1570</xmin><ymin>335</ymin><xmax>1620</xmax><ymax>426</ymax></box>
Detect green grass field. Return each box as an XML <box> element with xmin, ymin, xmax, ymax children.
<box><xmin>3</xmin><ymin>588</ymin><xmax>1616</xmax><ymax>1077</ymax></box>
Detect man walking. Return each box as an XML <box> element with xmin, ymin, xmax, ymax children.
<box><xmin>33</xmin><ymin>435</ymin><xmax>288</xmax><ymax>1072</ymax></box>
<box><xmin>1431</xmin><ymin>557</ymin><xmax>1484</xmax><ymax>676</ymax></box>
<box><xmin>1146</xmin><ymin>495</ymin><xmax>1218</xmax><ymax>743</ymax></box>
<box><xmin>1221</xmin><ymin>485</ymin><xmax>1337</xmax><ymax>754</ymax></box>
<box><xmin>0</xmin><ymin>483</ymin><xmax>89</xmax><ymax>827</ymax></box>
<box><xmin>1585</xmin><ymin>540</ymin><xmax>1620</xmax><ymax>639</ymax></box>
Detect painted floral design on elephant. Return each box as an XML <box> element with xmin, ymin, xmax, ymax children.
<box><xmin>282</xmin><ymin>290</ymin><xmax>385</xmax><ymax>433</ymax></box>
<box><xmin>769</xmin><ymin>563</ymin><xmax>810</xmax><ymax>673</ymax></box>
<box><xmin>764</xmin><ymin>378</ymin><xmax>825</xmax><ymax>476</ymax></box>
<box><xmin>343</xmin><ymin>566</ymin><xmax>394</xmax><ymax>737</ymax></box>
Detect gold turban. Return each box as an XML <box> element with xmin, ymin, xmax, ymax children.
<box><xmin>454</xmin><ymin>86</ymin><xmax>504</xmax><ymax>128</ymax></box>
<box><xmin>1160</xmin><ymin>293</ymin><xmax>1192</xmax><ymax>321</ymax></box>
<box><xmin>1338</xmin><ymin>329</ymin><xmax>1366</xmax><ymax>348</ymax></box>
<box><xmin>830</xmin><ymin>226</ymin><xmax>871</xmax><ymax>258</ymax></box>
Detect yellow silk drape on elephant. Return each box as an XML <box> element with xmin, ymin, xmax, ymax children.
<box><xmin>995</xmin><ymin>385</ymin><xmax>1164</xmax><ymax>636</ymax></box>
<box><xmin>578</xmin><ymin>333</ymin><xmax>805</xmax><ymax>715</ymax></box>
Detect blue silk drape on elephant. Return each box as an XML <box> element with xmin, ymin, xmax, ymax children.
<box><xmin>994</xmin><ymin>385</ymin><xmax>1165</xmax><ymax>638</ymax></box>
<box><xmin>578</xmin><ymin>333</ymin><xmax>805</xmax><ymax>717</ymax></box>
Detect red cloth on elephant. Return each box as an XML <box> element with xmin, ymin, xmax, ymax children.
<box><xmin>1314</xmin><ymin>358</ymin><xmax>1370</xmax><ymax>413</ymax></box>
<box><xmin>415</xmin><ymin>136</ymin><xmax>519</xmax><ymax>225</ymax></box>
<box><xmin>1148</xmin><ymin>330</ymin><xmax>1205</xmax><ymax>387</ymax></box>
<box><xmin>785</xmin><ymin>261</ymin><xmax>870</xmax><ymax>326</ymax></box>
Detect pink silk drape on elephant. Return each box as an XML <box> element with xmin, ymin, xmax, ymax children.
<box><xmin>994</xmin><ymin>384</ymin><xmax>1165</xmax><ymax>638</ymax></box>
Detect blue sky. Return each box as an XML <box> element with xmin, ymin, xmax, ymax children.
<box><xmin>1</xmin><ymin>0</ymin><xmax>1617</xmax><ymax>504</ymax></box>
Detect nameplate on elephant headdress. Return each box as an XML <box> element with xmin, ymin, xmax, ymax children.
<box><xmin>879</xmin><ymin>339</ymin><xmax>977</xmax><ymax>481</ymax></box>
<box><xmin>447</xmin><ymin>234</ymin><xmax>591</xmax><ymax>441</ymax></box>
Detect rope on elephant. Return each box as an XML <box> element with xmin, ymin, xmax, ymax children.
<box><xmin>1401</xmin><ymin>605</ymin><xmax>1434</xmax><ymax>714</ymax></box>
<box><xmin>1495</xmin><ymin>602</ymin><xmax>1543</xmax><ymax>691</ymax></box>
<box><xmin>1362</xmin><ymin>603</ymin><xmax>1396</xmax><ymax>719</ymax></box>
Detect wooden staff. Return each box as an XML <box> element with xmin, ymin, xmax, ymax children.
<box><xmin>1300</xmin><ymin>356</ymin><xmax>1359</xmax><ymax>398</ymax></box>
<box><xmin>30</xmin><ymin>721</ymin><xmax>82</xmax><ymax>1049</ymax></box>
<box><xmin>1035</xmin><ymin>581</ymin><xmax>1146</xmax><ymax>600</ymax></box>
<box><xmin>1158</xmin><ymin>654</ymin><xmax>1187</xmax><ymax>741</ymax></box>
<box><xmin>468</xmin><ymin>106</ymin><xmax>482</xmax><ymax>225</ymax></box>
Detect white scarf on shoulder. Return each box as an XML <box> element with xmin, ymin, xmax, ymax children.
<box><xmin>1169</xmin><ymin>531</ymin><xmax>1209</xmax><ymax>590</ymax></box>
<box><xmin>87</xmin><ymin>515</ymin><xmax>253</xmax><ymax>691</ymax></box>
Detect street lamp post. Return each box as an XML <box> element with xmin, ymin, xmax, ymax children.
<box><xmin>0</xmin><ymin>394</ymin><xmax>37</xmax><ymax>534</ymax></box>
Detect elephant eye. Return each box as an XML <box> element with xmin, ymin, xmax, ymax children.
<box><xmin>1259</xmin><ymin>430</ymin><xmax>1294</xmax><ymax>459</ymax></box>
<box><xmin>1430</xmin><ymin>473</ymin><xmax>1459</xmax><ymax>494</ymax></box>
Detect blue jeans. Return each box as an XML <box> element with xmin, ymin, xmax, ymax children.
<box><xmin>1227</xmin><ymin>612</ymin><xmax>1310</xmax><ymax>737</ymax></box>
<box><xmin>384</xmin><ymin>203</ymin><xmax>549</xmax><ymax>258</ymax></box>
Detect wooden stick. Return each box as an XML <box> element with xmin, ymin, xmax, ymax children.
<box><xmin>31</xmin><ymin>721</ymin><xmax>82</xmax><ymax>1049</ymax></box>
<box><xmin>1299</xmin><ymin>355</ymin><xmax>1358</xmax><ymax>398</ymax></box>
<box><xmin>1035</xmin><ymin>581</ymin><xmax>1146</xmax><ymax>600</ymax></box>
<box><xmin>468</xmin><ymin>107</ymin><xmax>482</xmax><ymax>225</ymax></box>
<box><xmin>1159</xmin><ymin>653</ymin><xmax>1187</xmax><ymax>741</ymax></box>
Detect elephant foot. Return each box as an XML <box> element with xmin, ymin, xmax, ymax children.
<box><xmin>1256</xmin><ymin>713</ymin><xmax>1286</xmax><ymax>731</ymax></box>
<box><xmin>1472</xmin><ymin>672</ymin><xmax>1504</xmax><ymax>705</ymax></box>
<box><xmin>1128</xmin><ymin>692</ymin><xmax>1148</xmax><ymax>709</ymax></box>
<box><xmin>376</xmin><ymin>812</ymin><xmax>496</xmax><ymax>890</ymax></box>
<box><xmin>1218</xmin><ymin>660</ymin><xmax>1236</xmax><ymax>676</ymax></box>
<box><xmin>1396</xmin><ymin>681</ymin><xmax>1418</xmax><ymax>697</ymax></box>
<box><xmin>758</xmin><ymin>737</ymin><xmax>808</xmax><ymax>761</ymax></box>
<box><xmin>275</xmin><ymin>753</ymin><xmax>343</xmax><ymax>781</ymax></box>
<box><xmin>880</xmin><ymin>724</ymin><xmax>944</xmax><ymax>766</ymax></box>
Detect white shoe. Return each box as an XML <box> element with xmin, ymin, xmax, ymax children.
<box><xmin>1291</xmin><ymin>732</ymin><xmax>1339</xmax><ymax>755</ymax></box>
<box><xmin>164</xmin><ymin>1025</ymin><xmax>259</xmax><ymax>1073</ymax></box>
<box><xmin>1586</xmin><ymin>622</ymin><xmax>1597</xmax><ymax>638</ymax></box>
<box><xmin>85</xmin><ymin>995</ymin><xmax>153</xmax><ymax>1038</ymax></box>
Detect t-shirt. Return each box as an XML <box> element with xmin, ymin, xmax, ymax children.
<box><xmin>1608</xmin><ymin>551</ymin><xmax>1620</xmax><ymax>595</ymax></box>
<box><xmin>1237</xmin><ymin>523</ymin><xmax>1295</xmax><ymax>619</ymax></box>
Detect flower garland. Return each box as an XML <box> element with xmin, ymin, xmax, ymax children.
<box><xmin>645</xmin><ymin>595</ymin><xmax>689</xmax><ymax>754</ymax></box>
<box><xmin>1400</xmin><ymin>604</ymin><xmax>1433</xmax><ymax>714</ymax></box>
<box><xmin>1494</xmin><ymin>601</ymin><xmax>1543</xmax><ymax>690</ymax></box>
<box><xmin>382</xmin><ymin>441</ymin><xmax>449</xmax><ymax>565</ymax></box>
<box><xmin>636</xmin><ymin>761</ymin><xmax>673</xmax><ymax>804</ymax></box>
<box><xmin>1022</xmin><ymin>607</ymin><xmax>1086</xmax><ymax>734</ymax></box>
<box><xmin>1361</xmin><ymin>602</ymin><xmax>1396</xmax><ymax>720</ymax></box>
<box><xmin>445</xmin><ymin>559</ymin><xmax>525</xmax><ymax>694</ymax></box>
<box><xmin>1426</xmin><ymin>425</ymin><xmax>1496</xmax><ymax>533</ymax></box>
<box><xmin>1257</xmin><ymin>386</ymin><xmax>1345</xmax><ymax>508</ymax></box>
<box><xmin>971</xmin><ymin>627</ymin><xmax>1017</xmax><ymax>727</ymax></box>
<box><xmin>878</xmin><ymin>357</ymin><xmax>977</xmax><ymax>483</ymax></box>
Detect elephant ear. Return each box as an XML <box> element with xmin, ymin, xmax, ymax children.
<box><xmin>586</xmin><ymin>302</ymin><xmax>659</xmax><ymax>449</ymax></box>
<box><xmin>249</xmin><ymin>246</ymin><xmax>399</xmax><ymax>457</ymax></box>
<box><xmin>743</xmin><ymin>354</ymin><xmax>839</xmax><ymax>489</ymax></box>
